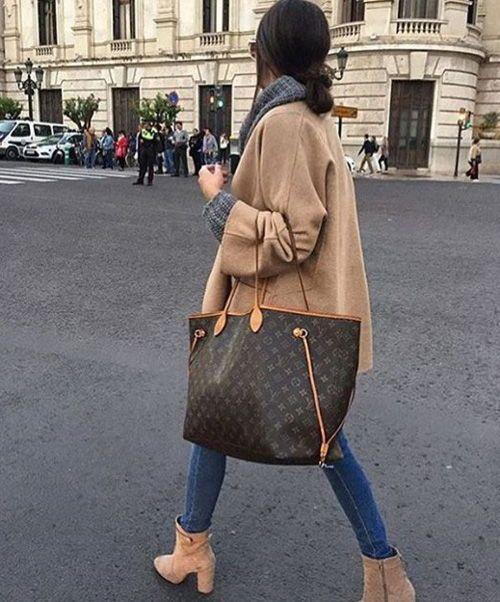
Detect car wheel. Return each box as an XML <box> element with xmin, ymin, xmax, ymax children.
<box><xmin>5</xmin><ymin>147</ymin><xmax>19</xmax><ymax>161</ymax></box>
<box><xmin>52</xmin><ymin>151</ymin><xmax>64</xmax><ymax>164</ymax></box>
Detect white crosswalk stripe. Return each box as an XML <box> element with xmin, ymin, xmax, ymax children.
<box><xmin>0</xmin><ymin>164</ymin><xmax>136</xmax><ymax>187</ymax></box>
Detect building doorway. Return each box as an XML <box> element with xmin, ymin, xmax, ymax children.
<box><xmin>389</xmin><ymin>80</ymin><xmax>434</xmax><ymax>169</ymax></box>
<box><xmin>112</xmin><ymin>88</ymin><xmax>140</xmax><ymax>136</ymax></box>
<box><xmin>199</xmin><ymin>85</ymin><xmax>232</xmax><ymax>137</ymax></box>
<box><xmin>39</xmin><ymin>89</ymin><xmax>63</xmax><ymax>123</ymax></box>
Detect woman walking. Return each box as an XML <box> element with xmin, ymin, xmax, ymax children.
<box><xmin>379</xmin><ymin>136</ymin><xmax>390</xmax><ymax>172</ymax></box>
<box><xmin>202</xmin><ymin>127</ymin><xmax>218</xmax><ymax>165</ymax></box>
<box><xmin>154</xmin><ymin>1</ymin><xmax>415</xmax><ymax>600</ymax></box>
<box><xmin>219</xmin><ymin>132</ymin><xmax>230</xmax><ymax>165</ymax></box>
<box><xmin>115</xmin><ymin>130</ymin><xmax>128</xmax><ymax>171</ymax></box>
<box><xmin>466</xmin><ymin>137</ymin><xmax>481</xmax><ymax>181</ymax></box>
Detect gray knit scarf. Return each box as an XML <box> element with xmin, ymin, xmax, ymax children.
<box><xmin>239</xmin><ymin>75</ymin><xmax>306</xmax><ymax>154</ymax></box>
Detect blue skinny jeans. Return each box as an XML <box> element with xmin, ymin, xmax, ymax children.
<box><xmin>179</xmin><ymin>431</ymin><xmax>394</xmax><ymax>560</ymax></box>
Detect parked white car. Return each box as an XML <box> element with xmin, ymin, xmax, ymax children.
<box><xmin>23</xmin><ymin>132</ymin><xmax>83</xmax><ymax>163</ymax></box>
<box><xmin>0</xmin><ymin>119</ymin><xmax>69</xmax><ymax>160</ymax></box>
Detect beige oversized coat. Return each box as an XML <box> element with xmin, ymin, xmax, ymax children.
<box><xmin>202</xmin><ymin>101</ymin><xmax>373</xmax><ymax>373</ymax></box>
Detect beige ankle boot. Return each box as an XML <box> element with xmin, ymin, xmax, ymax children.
<box><xmin>359</xmin><ymin>551</ymin><xmax>415</xmax><ymax>602</ymax></box>
<box><xmin>154</xmin><ymin>519</ymin><xmax>216</xmax><ymax>594</ymax></box>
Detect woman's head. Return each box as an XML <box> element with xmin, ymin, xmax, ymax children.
<box><xmin>256</xmin><ymin>0</ymin><xmax>334</xmax><ymax>114</ymax></box>
<box><xmin>473</xmin><ymin>137</ymin><xmax>480</xmax><ymax>145</ymax></box>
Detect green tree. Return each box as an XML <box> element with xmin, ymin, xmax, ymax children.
<box><xmin>135</xmin><ymin>93</ymin><xmax>182</xmax><ymax>127</ymax></box>
<box><xmin>0</xmin><ymin>96</ymin><xmax>23</xmax><ymax>120</ymax></box>
<box><xmin>63</xmin><ymin>94</ymin><xmax>100</xmax><ymax>131</ymax></box>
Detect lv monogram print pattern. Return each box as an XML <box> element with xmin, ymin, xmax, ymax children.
<box><xmin>184</xmin><ymin>309</ymin><xmax>360</xmax><ymax>465</ymax></box>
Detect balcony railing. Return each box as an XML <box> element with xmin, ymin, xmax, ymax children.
<box><xmin>393</xmin><ymin>19</ymin><xmax>443</xmax><ymax>36</ymax></box>
<box><xmin>110</xmin><ymin>40</ymin><xmax>135</xmax><ymax>54</ymax></box>
<box><xmin>331</xmin><ymin>22</ymin><xmax>362</xmax><ymax>41</ymax></box>
<box><xmin>198</xmin><ymin>32</ymin><xmax>231</xmax><ymax>51</ymax></box>
<box><xmin>35</xmin><ymin>45</ymin><xmax>59</xmax><ymax>61</ymax></box>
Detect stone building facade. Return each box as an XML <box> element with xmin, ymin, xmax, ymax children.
<box><xmin>0</xmin><ymin>0</ymin><xmax>499</xmax><ymax>173</ymax></box>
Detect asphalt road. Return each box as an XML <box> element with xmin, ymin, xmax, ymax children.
<box><xmin>0</xmin><ymin>163</ymin><xmax>498</xmax><ymax>602</ymax></box>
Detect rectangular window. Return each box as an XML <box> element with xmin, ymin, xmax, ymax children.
<box><xmin>398</xmin><ymin>0</ymin><xmax>439</xmax><ymax>19</ymax></box>
<box><xmin>38</xmin><ymin>0</ymin><xmax>58</xmax><ymax>46</ymax></box>
<box><xmin>203</xmin><ymin>0</ymin><xmax>217</xmax><ymax>33</ymax></box>
<box><xmin>467</xmin><ymin>0</ymin><xmax>477</xmax><ymax>24</ymax></box>
<box><xmin>113</xmin><ymin>0</ymin><xmax>136</xmax><ymax>40</ymax></box>
<box><xmin>341</xmin><ymin>0</ymin><xmax>365</xmax><ymax>23</ymax></box>
<box><xmin>223</xmin><ymin>0</ymin><xmax>230</xmax><ymax>31</ymax></box>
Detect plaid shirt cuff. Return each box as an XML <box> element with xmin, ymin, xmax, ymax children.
<box><xmin>202</xmin><ymin>191</ymin><xmax>237</xmax><ymax>242</ymax></box>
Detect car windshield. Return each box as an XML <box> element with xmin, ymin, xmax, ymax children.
<box><xmin>0</xmin><ymin>121</ymin><xmax>16</xmax><ymax>135</ymax></box>
<box><xmin>39</xmin><ymin>135</ymin><xmax>62</xmax><ymax>146</ymax></box>
<box><xmin>59</xmin><ymin>133</ymin><xmax>78</xmax><ymax>144</ymax></box>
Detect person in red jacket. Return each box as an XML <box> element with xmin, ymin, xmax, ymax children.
<box><xmin>116</xmin><ymin>131</ymin><xmax>129</xmax><ymax>171</ymax></box>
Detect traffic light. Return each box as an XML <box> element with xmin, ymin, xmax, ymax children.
<box><xmin>215</xmin><ymin>86</ymin><xmax>224</xmax><ymax>110</ymax></box>
<box><xmin>209</xmin><ymin>88</ymin><xmax>216</xmax><ymax>112</ymax></box>
<box><xmin>464</xmin><ymin>111</ymin><xmax>473</xmax><ymax>130</ymax></box>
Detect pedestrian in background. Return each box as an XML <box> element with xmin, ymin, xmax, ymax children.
<box><xmin>173</xmin><ymin>121</ymin><xmax>189</xmax><ymax>177</ymax></box>
<box><xmin>379</xmin><ymin>136</ymin><xmax>389</xmax><ymax>172</ymax></box>
<box><xmin>202</xmin><ymin>127</ymin><xmax>218</xmax><ymax>165</ymax></box>
<box><xmin>127</xmin><ymin>132</ymin><xmax>137</xmax><ymax>168</ymax></box>
<box><xmin>358</xmin><ymin>133</ymin><xmax>375</xmax><ymax>174</ymax></box>
<box><xmin>189</xmin><ymin>128</ymin><xmax>203</xmax><ymax>176</ymax></box>
<box><xmin>466</xmin><ymin>137</ymin><xmax>481</xmax><ymax>182</ymax></box>
<box><xmin>163</xmin><ymin>126</ymin><xmax>175</xmax><ymax>175</ymax></box>
<box><xmin>219</xmin><ymin>132</ymin><xmax>230</xmax><ymax>165</ymax></box>
<box><xmin>133</xmin><ymin>122</ymin><xmax>158</xmax><ymax>186</ymax></box>
<box><xmin>115</xmin><ymin>130</ymin><xmax>129</xmax><ymax>171</ymax></box>
<box><xmin>153</xmin><ymin>1</ymin><xmax>415</xmax><ymax>600</ymax></box>
<box><xmin>83</xmin><ymin>127</ymin><xmax>97</xmax><ymax>169</ymax></box>
<box><xmin>156</xmin><ymin>126</ymin><xmax>166</xmax><ymax>174</ymax></box>
<box><xmin>101</xmin><ymin>128</ymin><xmax>115</xmax><ymax>170</ymax></box>
<box><xmin>371</xmin><ymin>136</ymin><xmax>381</xmax><ymax>172</ymax></box>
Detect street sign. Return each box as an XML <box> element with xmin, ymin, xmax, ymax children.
<box><xmin>333</xmin><ymin>105</ymin><xmax>358</xmax><ymax>119</ymax></box>
<box><xmin>168</xmin><ymin>91</ymin><xmax>179</xmax><ymax>106</ymax></box>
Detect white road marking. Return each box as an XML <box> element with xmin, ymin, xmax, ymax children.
<box><xmin>0</xmin><ymin>179</ymin><xmax>22</xmax><ymax>185</ymax></box>
<box><xmin>0</xmin><ymin>173</ymin><xmax>57</xmax><ymax>183</ymax></box>
<box><xmin>0</xmin><ymin>168</ymin><xmax>83</xmax><ymax>181</ymax></box>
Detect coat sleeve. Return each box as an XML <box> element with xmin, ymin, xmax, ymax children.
<box><xmin>220</xmin><ymin>114</ymin><xmax>329</xmax><ymax>279</ymax></box>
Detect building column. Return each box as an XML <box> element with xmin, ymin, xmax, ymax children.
<box><xmin>155</xmin><ymin>0</ymin><xmax>178</xmax><ymax>55</ymax></box>
<box><xmin>443</xmin><ymin>0</ymin><xmax>469</xmax><ymax>39</ymax></box>
<box><xmin>254</xmin><ymin>0</ymin><xmax>274</xmax><ymax>29</ymax></box>
<box><xmin>3</xmin><ymin>0</ymin><xmax>21</xmax><ymax>63</ymax></box>
<box><xmin>72</xmin><ymin>0</ymin><xmax>93</xmax><ymax>59</ymax></box>
<box><xmin>362</xmin><ymin>0</ymin><xmax>393</xmax><ymax>38</ymax></box>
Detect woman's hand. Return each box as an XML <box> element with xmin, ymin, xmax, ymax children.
<box><xmin>198</xmin><ymin>164</ymin><xmax>227</xmax><ymax>202</ymax></box>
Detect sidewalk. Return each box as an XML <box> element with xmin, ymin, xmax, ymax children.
<box><xmin>354</xmin><ymin>170</ymin><xmax>500</xmax><ymax>185</ymax></box>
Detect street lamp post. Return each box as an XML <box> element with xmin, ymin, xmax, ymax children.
<box><xmin>14</xmin><ymin>58</ymin><xmax>44</xmax><ymax>121</ymax></box>
<box><xmin>332</xmin><ymin>46</ymin><xmax>349</xmax><ymax>82</ymax></box>
<box><xmin>454</xmin><ymin>108</ymin><xmax>471</xmax><ymax>178</ymax></box>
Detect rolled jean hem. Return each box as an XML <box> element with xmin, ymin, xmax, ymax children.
<box><xmin>178</xmin><ymin>515</ymin><xmax>211</xmax><ymax>534</ymax></box>
<box><xmin>361</xmin><ymin>546</ymin><xmax>397</xmax><ymax>560</ymax></box>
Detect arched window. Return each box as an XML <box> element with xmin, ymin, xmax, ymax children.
<box><xmin>341</xmin><ymin>0</ymin><xmax>365</xmax><ymax>23</ymax></box>
<box><xmin>113</xmin><ymin>0</ymin><xmax>136</xmax><ymax>40</ymax></box>
<box><xmin>38</xmin><ymin>0</ymin><xmax>57</xmax><ymax>46</ymax></box>
<box><xmin>398</xmin><ymin>0</ymin><xmax>439</xmax><ymax>19</ymax></box>
<box><xmin>467</xmin><ymin>0</ymin><xmax>478</xmax><ymax>24</ymax></box>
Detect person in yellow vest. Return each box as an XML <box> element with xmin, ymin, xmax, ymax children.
<box><xmin>133</xmin><ymin>122</ymin><xmax>159</xmax><ymax>186</ymax></box>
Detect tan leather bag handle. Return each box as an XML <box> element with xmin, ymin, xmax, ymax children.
<box><xmin>215</xmin><ymin>215</ymin><xmax>311</xmax><ymax>336</ymax></box>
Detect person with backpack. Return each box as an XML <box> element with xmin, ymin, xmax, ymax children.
<box><xmin>358</xmin><ymin>134</ymin><xmax>375</xmax><ymax>174</ymax></box>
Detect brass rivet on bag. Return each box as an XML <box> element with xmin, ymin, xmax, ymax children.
<box><xmin>194</xmin><ymin>329</ymin><xmax>206</xmax><ymax>339</ymax></box>
<box><xmin>293</xmin><ymin>327</ymin><xmax>308</xmax><ymax>339</ymax></box>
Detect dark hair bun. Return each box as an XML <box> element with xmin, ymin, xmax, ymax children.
<box><xmin>257</xmin><ymin>0</ymin><xmax>334</xmax><ymax>115</ymax></box>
